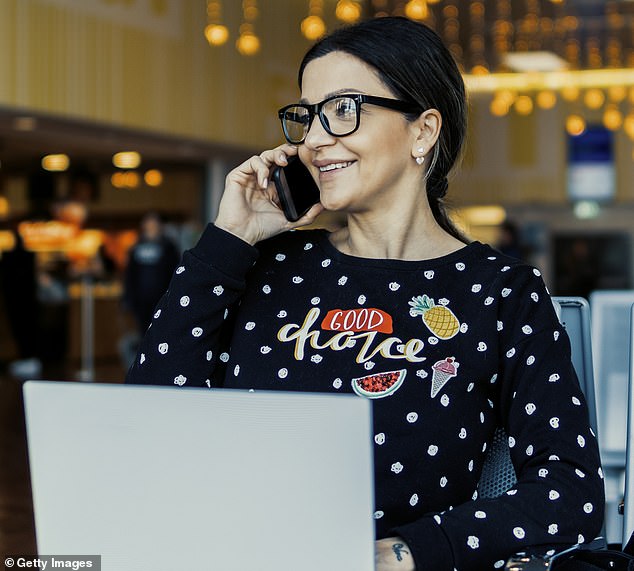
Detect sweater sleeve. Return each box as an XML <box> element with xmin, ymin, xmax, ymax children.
<box><xmin>125</xmin><ymin>224</ymin><xmax>259</xmax><ymax>388</ymax></box>
<box><xmin>392</xmin><ymin>266</ymin><xmax>605</xmax><ymax>571</ymax></box>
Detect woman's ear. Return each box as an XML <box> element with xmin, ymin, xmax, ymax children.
<box><xmin>411</xmin><ymin>108</ymin><xmax>442</xmax><ymax>161</ymax></box>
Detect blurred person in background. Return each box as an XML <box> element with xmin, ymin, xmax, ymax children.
<box><xmin>555</xmin><ymin>238</ymin><xmax>598</xmax><ymax>300</ymax></box>
<box><xmin>496</xmin><ymin>220</ymin><xmax>524</xmax><ymax>261</ymax></box>
<box><xmin>122</xmin><ymin>212</ymin><xmax>180</xmax><ymax>337</ymax></box>
<box><xmin>0</xmin><ymin>227</ymin><xmax>42</xmax><ymax>379</ymax></box>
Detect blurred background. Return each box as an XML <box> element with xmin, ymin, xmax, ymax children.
<box><xmin>1</xmin><ymin>0</ymin><xmax>634</xmax><ymax>556</ymax></box>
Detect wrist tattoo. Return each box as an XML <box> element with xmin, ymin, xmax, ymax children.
<box><xmin>392</xmin><ymin>542</ymin><xmax>409</xmax><ymax>562</ymax></box>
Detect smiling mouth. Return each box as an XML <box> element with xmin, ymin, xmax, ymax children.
<box><xmin>318</xmin><ymin>161</ymin><xmax>355</xmax><ymax>173</ymax></box>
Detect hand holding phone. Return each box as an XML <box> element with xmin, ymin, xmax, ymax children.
<box><xmin>271</xmin><ymin>156</ymin><xmax>321</xmax><ymax>222</ymax></box>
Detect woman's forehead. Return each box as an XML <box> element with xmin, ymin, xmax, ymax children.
<box><xmin>300</xmin><ymin>52</ymin><xmax>390</xmax><ymax>102</ymax></box>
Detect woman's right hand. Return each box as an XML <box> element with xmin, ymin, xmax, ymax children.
<box><xmin>214</xmin><ymin>143</ymin><xmax>323</xmax><ymax>246</ymax></box>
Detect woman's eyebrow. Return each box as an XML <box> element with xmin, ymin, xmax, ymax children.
<box><xmin>298</xmin><ymin>88</ymin><xmax>367</xmax><ymax>105</ymax></box>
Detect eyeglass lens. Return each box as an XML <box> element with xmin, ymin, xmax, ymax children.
<box><xmin>282</xmin><ymin>97</ymin><xmax>359</xmax><ymax>143</ymax></box>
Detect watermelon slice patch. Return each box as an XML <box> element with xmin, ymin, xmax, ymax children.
<box><xmin>351</xmin><ymin>369</ymin><xmax>407</xmax><ymax>399</ymax></box>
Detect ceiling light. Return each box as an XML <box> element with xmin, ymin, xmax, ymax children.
<box><xmin>204</xmin><ymin>24</ymin><xmax>229</xmax><ymax>46</ymax></box>
<box><xmin>536</xmin><ymin>90</ymin><xmax>557</xmax><ymax>109</ymax></box>
<box><xmin>459</xmin><ymin>205</ymin><xmax>507</xmax><ymax>226</ymax></box>
<box><xmin>335</xmin><ymin>0</ymin><xmax>362</xmax><ymax>23</ymax></box>
<box><xmin>514</xmin><ymin>95</ymin><xmax>533</xmax><ymax>115</ymax></box>
<box><xmin>584</xmin><ymin>88</ymin><xmax>605</xmax><ymax>110</ymax></box>
<box><xmin>111</xmin><ymin>172</ymin><xmax>125</xmax><ymax>188</ymax></box>
<box><xmin>301</xmin><ymin>15</ymin><xmax>326</xmax><ymax>40</ymax></box>
<box><xmin>123</xmin><ymin>171</ymin><xmax>140</xmax><ymax>188</ymax></box>
<box><xmin>566</xmin><ymin>114</ymin><xmax>586</xmax><ymax>137</ymax></box>
<box><xmin>608</xmin><ymin>85</ymin><xmax>627</xmax><ymax>102</ymax></box>
<box><xmin>41</xmin><ymin>154</ymin><xmax>70</xmax><ymax>172</ymax></box>
<box><xmin>236</xmin><ymin>27</ymin><xmax>260</xmax><ymax>56</ymax></box>
<box><xmin>465</xmin><ymin>69</ymin><xmax>634</xmax><ymax>94</ymax></box>
<box><xmin>111</xmin><ymin>170</ymin><xmax>140</xmax><ymax>189</ymax></box>
<box><xmin>573</xmin><ymin>201</ymin><xmax>600</xmax><ymax>220</ymax></box>
<box><xmin>502</xmin><ymin>51</ymin><xmax>568</xmax><ymax>73</ymax></box>
<box><xmin>13</xmin><ymin>116</ymin><xmax>37</xmax><ymax>131</ymax></box>
<box><xmin>490</xmin><ymin>96</ymin><xmax>510</xmax><ymax>117</ymax></box>
<box><xmin>561</xmin><ymin>85</ymin><xmax>580</xmax><ymax>102</ymax></box>
<box><xmin>405</xmin><ymin>0</ymin><xmax>428</xmax><ymax>21</ymax></box>
<box><xmin>205</xmin><ymin>1</ymin><xmax>229</xmax><ymax>46</ymax></box>
<box><xmin>603</xmin><ymin>105</ymin><xmax>623</xmax><ymax>131</ymax></box>
<box><xmin>113</xmin><ymin>151</ymin><xmax>141</xmax><ymax>169</ymax></box>
<box><xmin>144</xmin><ymin>169</ymin><xmax>163</xmax><ymax>187</ymax></box>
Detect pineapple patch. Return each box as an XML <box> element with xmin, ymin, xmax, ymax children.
<box><xmin>409</xmin><ymin>295</ymin><xmax>461</xmax><ymax>340</ymax></box>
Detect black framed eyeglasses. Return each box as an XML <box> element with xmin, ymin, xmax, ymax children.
<box><xmin>277</xmin><ymin>93</ymin><xmax>421</xmax><ymax>145</ymax></box>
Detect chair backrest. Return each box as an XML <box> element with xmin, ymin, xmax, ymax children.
<box><xmin>623</xmin><ymin>303</ymin><xmax>634</xmax><ymax>547</ymax></box>
<box><xmin>590</xmin><ymin>290</ymin><xmax>634</xmax><ymax>455</ymax></box>
<box><xmin>589</xmin><ymin>291</ymin><xmax>634</xmax><ymax>547</ymax></box>
<box><xmin>478</xmin><ymin>297</ymin><xmax>597</xmax><ymax>499</ymax></box>
<box><xmin>555</xmin><ymin>297</ymin><xmax>598</xmax><ymax>435</ymax></box>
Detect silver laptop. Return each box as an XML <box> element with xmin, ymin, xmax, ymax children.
<box><xmin>24</xmin><ymin>381</ymin><xmax>376</xmax><ymax>571</ymax></box>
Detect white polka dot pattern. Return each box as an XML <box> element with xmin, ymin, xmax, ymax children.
<box><xmin>125</xmin><ymin>226</ymin><xmax>605</xmax><ymax>571</ymax></box>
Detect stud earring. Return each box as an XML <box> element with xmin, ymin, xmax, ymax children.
<box><xmin>415</xmin><ymin>156</ymin><xmax>425</xmax><ymax>165</ymax></box>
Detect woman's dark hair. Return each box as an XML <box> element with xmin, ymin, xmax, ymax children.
<box><xmin>298</xmin><ymin>16</ymin><xmax>468</xmax><ymax>242</ymax></box>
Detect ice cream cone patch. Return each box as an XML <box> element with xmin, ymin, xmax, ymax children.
<box><xmin>408</xmin><ymin>295</ymin><xmax>460</xmax><ymax>340</ymax></box>
<box><xmin>430</xmin><ymin>357</ymin><xmax>459</xmax><ymax>398</ymax></box>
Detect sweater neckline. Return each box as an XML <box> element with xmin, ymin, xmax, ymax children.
<box><xmin>310</xmin><ymin>229</ymin><xmax>488</xmax><ymax>270</ymax></box>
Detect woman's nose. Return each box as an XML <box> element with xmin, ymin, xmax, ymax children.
<box><xmin>303</xmin><ymin>115</ymin><xmax>336</xmax><ymax>149</ymax></box>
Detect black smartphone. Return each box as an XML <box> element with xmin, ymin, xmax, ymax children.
<box><xmin>271</xmin><ymin>156</ymin><xmax>320</xmax><ymax>222</ymax></box>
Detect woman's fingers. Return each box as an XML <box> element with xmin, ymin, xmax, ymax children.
<box><xmin>291</xmin><ymin>202</ymin><xmax>324</xmax><ymax>228</ymax></box>
<box><xmin>216</xmin><ymin>143</ymin><xmax>307</xmax><ymax>244</ymax></box>
<box><xmin>238</xmin><ymin>144</ymin><xmax>298</xmax><ymax>189</ymax></box>
<box><xmin>238</xmin><ymin>155</ymin><xmax>269</xmax><ymax>189</ymax></box>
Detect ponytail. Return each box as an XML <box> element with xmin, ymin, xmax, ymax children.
<box><xmin>425</xmin><ymin>151</ymin><xmax>468</xmax><ymax>243</ymax></box>
<box><xmin>428</xmin><ymin>190</ymin><xmax>468</xmax><ymax>243</ymax></box>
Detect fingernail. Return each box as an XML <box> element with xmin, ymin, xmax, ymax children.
<box><xmin>262</xmin><ymin>177</ymin><xmax>268</xmax><ymax>188</ymax></box>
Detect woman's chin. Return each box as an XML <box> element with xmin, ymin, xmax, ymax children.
<box><xmin>319</xmin><ymin>195</ymin><xmax>352</xmax><ymax>213</ymax></box>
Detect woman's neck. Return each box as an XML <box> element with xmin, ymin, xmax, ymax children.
<box><xmin>329</xmin><ymin>201</ymin><xmax>466</xmax><ymax>261</ymax></box>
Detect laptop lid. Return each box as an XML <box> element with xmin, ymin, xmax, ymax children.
<box><xmin>24</xmin><ymin>381</ymin><xmax>376</xmax><ymax>571</ymax></box>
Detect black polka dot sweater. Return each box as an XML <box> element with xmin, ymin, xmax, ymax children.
<box><xmin>126</xmin><ymin>224</ymin><xmax>605</xmax><ymax>571</ymax></box>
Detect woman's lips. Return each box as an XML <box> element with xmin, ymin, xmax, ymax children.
<box><xmin>316</xmin><ymin>160</ymin><xmax>356</xmax><ymax>180</ymax></box>
<box><xmin>318</xmin><ymin>161</ymin><xmax>355</xmax><ymax>173</ymax></box>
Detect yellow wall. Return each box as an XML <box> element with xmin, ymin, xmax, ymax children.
<box><xmin>0</xmin><ymin>0</ymin><xmax>328</xmax><ymax>148</ymax></box>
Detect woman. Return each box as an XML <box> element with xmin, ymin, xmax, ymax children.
<box><xmin>127</xmin><ymin>17</ymin><xmax>604</xmax><ymax>570</ymax></box>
